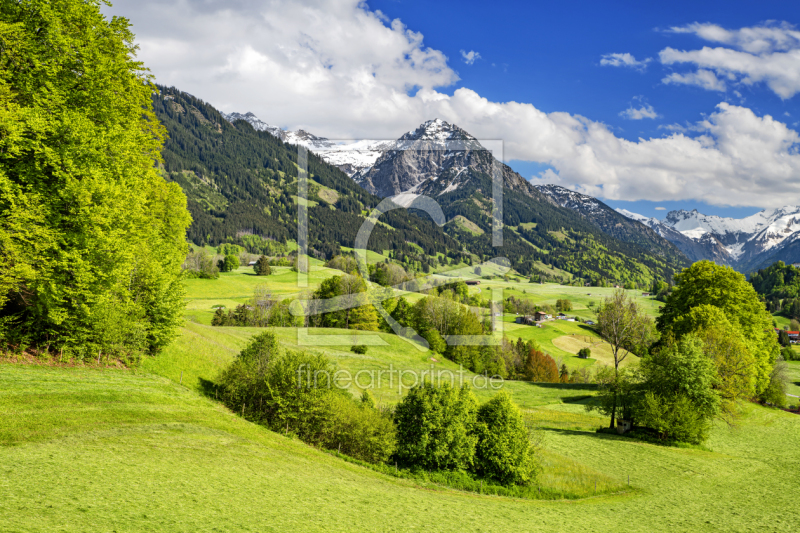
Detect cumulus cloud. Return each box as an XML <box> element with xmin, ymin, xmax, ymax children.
<box><xmin>619</xmin><ymin>103</ymin><xmax>659</xmax><ymax>120</ymax></box>
<box><xmin>460</xmin><ymin>50</ymin><xmax>481</xmax><ymax>65</ymax></box>
<box><xmin>600</xmin><ymin>53</ymin><xmax>652</xmax><ymax>70</ymax></box>
<box><xmin>663</xmin><ymin>69</ymin><xmax>727</xmax><ymax>91</ymax></box>
<box><xmin>104</xmin><ymin>1</ymin><xmax>800</xmax><ymax>208</ymax></box>
<box><xmin>660</xmin><ymin>22</ymin><xmax>800</xmax><ymax>99</ymax></box>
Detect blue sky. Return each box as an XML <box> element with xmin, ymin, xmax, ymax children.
<box><xmin>108</xmin><ymin>0</ymin><xmax>800</xmax><ymax>219</ymax></box>
<box><xmin>366</xmin><ymin>0</ymin><xmax>799</xmax><ymax>219</ymax></box>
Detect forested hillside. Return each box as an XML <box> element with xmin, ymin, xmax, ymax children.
<box><xmin>153</xmin><ymin>87</ymin><xmax>685</xmax><ymax>286</ymax></box>
<box><xmin>153</xmin><ymin>87</ymin><xmax>461</xmax><ymax>262</ymax></box>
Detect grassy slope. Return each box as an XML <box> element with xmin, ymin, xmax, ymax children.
<box><xmin>2</xmin><ymin>364</ymin><xmax>799</xmax><ymax>532</ymax></box>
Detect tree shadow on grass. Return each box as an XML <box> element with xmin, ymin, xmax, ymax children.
<box><xmin>198</xmin><ymin>377</ymin><xmax>222</xmax><ymax>400</ymax></box>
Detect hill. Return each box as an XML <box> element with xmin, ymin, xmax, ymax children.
<box><xmin>2</xmin><ymin>355</ymin><xmax>798</xmax><ymax>531</ymax></box>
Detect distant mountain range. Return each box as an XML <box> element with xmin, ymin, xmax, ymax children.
<box><xmin>615</xmin><ymin>207</ymin><xmax>800</xmax><ymax>273</ymax></box>
<box><xmin>215</xmin><ymin>109</ymin><xmax>688</xmax><ymax>284</ymax></box>
<box><xmin>219</xmin><ymin>108</ymin><xmax>797</xmax><ymax>275</ymax></box>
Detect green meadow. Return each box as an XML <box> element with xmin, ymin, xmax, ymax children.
<box><xmin>3</xmin><ymin>266</ymin><xmax>799</xmax><ymax>532</ymax></box>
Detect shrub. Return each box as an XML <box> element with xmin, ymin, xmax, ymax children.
<box><xmin>324</xmin><ymin>393</ymin><xmax>396</xmax><ymax>463</ymax></box>
<box><xmin>394</xmin><ymin>382</ymin><xmax>477</xmax><ymax>471</ymax></box>
<box><xmin>351</xmin><ymin>344</ymin><xmax>368</xmax><ymax>355</ymax></box>
<box><xmin>577</xmin><ymin>348</ymin><xmax>591</xmax><ymax>359</ymax></box>
<box><xmin>473</xmin><ymin>392</ymin><xmax>539</xmax><ymax>485</ymax></box>
<box><xmin>524</xmin><ymin>350</ymin><xmax>559</xmax><ymax>382</ymax></box>
<box><xmin>759</xmin><ymin>356</ymin><xmax>789</xmax><ymax>408</ymax></box>
<box><xmin>219</xmin><ymin>254</ymin><xmax>240</xmax><ymax>272</ymax></box>
<box><xmin>254</xmin><ymin>255</ymin><xmax>271</xmax><ymax>276</ymax></box>
<box><xmin>638</xmin><ymin>392</ymin><xmax>710</xmax><ymax>444</ymax></box>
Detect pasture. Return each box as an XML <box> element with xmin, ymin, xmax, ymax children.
<box><xmin>1</xmin><ymin>363</ymin><xmax>798</xmax><ymax>532</ymax></box>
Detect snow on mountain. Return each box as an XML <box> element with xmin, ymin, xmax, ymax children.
<box><xmin>614</xmin><ymin>208</ymin><xmax>652</xmax><ymax>224</ymax></box>
<box><xmin>535</xmin><ymin>185</ymin><xmax>604</xmax><ymax>214</ymax></box>
<box><xmin>617</xmin><ymin>206</ymin><xmax>800</xmax><ymax>270</ymax></box>
<box><xmin>221</xmin><ymin>112</ymin><xmax>284</xmax><ymax>139</ymax></box>
<box><xmin>353</xmin><ymin>118</ymin><xmax>487</xmax><ymax>197</ymax></box>
<box><xmin>221</xmin><ymin>112</ymin><xmax>390</xmax><ymax>176</ymax></box>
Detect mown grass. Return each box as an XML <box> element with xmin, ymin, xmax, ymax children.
<box><xmin>3</xmin><ymin>361</ymin><xmax>799</xmax><ymax>532</ymax></box>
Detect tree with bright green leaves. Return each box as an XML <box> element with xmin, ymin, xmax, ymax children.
<box><xmin>596</xmin><ymin>289</ymin><xmax>654</xmax><ymax>428</ymax></box>
<box><xmin>0</xmin><ymin>0</ymin><xmax>191</xmax><ymax>358</ymax></box>
<box><xmin>473</xmin><ymin>392</ymin><xmax>539</xmax><ymax>485</ymax></box>
<box><xmin>657</xmin><ymin>261</ymin><xmax>779</xmax><ymax>395</ymax></box>
<box><xmin>219</xmin><ymin>254</ymin><xmax>239</xmax><ymax>272</ymax></box>
<box><xmin>638</xmin><ymin>335</ymin><xmax>720</xmax><ymax>443</ymax></box>
<box><xmin>393</xmin><ymin>382</ymin><xmax>478</xmax><ymax>471</ymax></box>
<box><xmin>254</xmin><ymin>255</ymin><xmax>271</xmax><ymax>276</ymax></box>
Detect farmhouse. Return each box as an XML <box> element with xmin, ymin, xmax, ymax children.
<box><xmin>775</xmin><ymin>328</ymin><xmax>799</xmax><ymax>344</ymax></box>
<box><xmin>465</xmin><ymin>280</ymin><xmax>480</xmax><ymax>286</ymax></box>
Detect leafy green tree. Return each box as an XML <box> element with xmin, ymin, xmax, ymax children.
<box><xmin>596</xmin><ymin>290</ymin><xmax>654</xmax><ymax>427</ymax></box>
<box><xmin>220</xmin><ymin>254</ymin><xmax>240</xmax><ymax>272</ymax></box>
<box><xmin>421</xmin><ymin>328</ymin><xmax>447</xmax><ymax>354</ymax></box>
<box><xmin>657</xmin><ymin>261</ymin><xmax>779</xmax><ymax>395</ymax></box>
<box><xmin>556</xmin><ymin>299</ymin><xmax>572</xmax><ymax>312</ymax></box>
<box><xmin>473</xmin><ymin>392</ymin><xmax>539</xmax><ymax>485</ymax></box>
<box><xmin>637</xmin><ymin>392</ymin><xmax>710</xmax><ymax>444</ymax></box>
<box><xmin>254</xmin><ymin>255</ymin><xmax>271</xmax><ymax>276</ymax></box>
<box><xmin>759</xmin><ymin>356</ymin><xmax>789</xmax><ymax>408</ymax></box>
<box><xmin>0</xmin><ymin>0</ymin><xmax>191</xmax><ymax>356</ymax></box>
<box><xmin>394</xmin><ymin>382</ymin><xmax>478</xmax><ymax>471</ymax></box>
<box><xmin>638</xmin><ymin>335</ymin><xmax>719</xmax><ymax>442</ymax></box>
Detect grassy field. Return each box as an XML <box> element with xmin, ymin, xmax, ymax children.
<box><xmin>182</xmin><ymin>268</ymin><xmax>644</xmax><ymax>371</ymax></box>
<box><xmin>2</xmin><ymin>364</ymin><xmax>798</xmax><ymax>532</ymax></box>
<box><xmin>4</xmin><ymin>265</ymin><xmax>799</xmax><ymax>531</ymax></box>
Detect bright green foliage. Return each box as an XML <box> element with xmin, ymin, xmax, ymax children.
<box><xmin>421</xmin><ymin>328</ymin><xmax>446</xmax><ymax>354</ymax></box>
<box><xmin>759</xmin><ymin>357</ymin><xmax>789</xmax><ymax>408</ymax></box>
<box><xmin>637</xmin><ymin>392</ymin><xmax>710</xmax><ymax>444</ymax></box>
<box><xmin>325</xmin><ymin>393</ymin><xmax>396</xmax><ymax>463</ymax></box>
<box><xmin>556</xmin><ymin>299</ymin><xmax>572</xmax><ymax>312</ymax></box>
<box><xmin>220</xmin><ymin>254</ymin><xmax>240</xmax><ymax>272</ymax></box>
<box><xmin>350</xmin><ymin>344</ymin><xmax>368</xmax><ymax>355</ymax></box>
<box><xmin>474</xmin><ymin>392</ymin><xmax>539</xmax><ymax>485</ymax></box>
<box><xmin>657</xmin><ymin>261</ymin><xmax>778</xmax><ymax>394</ymax></box>
<box><xmin>640</xmin><ymin>335</ymin><xmax>720</xmax><ymax>441</ymax></box>
<box><xmin>0</xmin><ymin>0</ymin><xmax>190</xmax><ymax>356</ymax></box>
<box><xmin>254</xmin><ymin>255</ymin><xmax>271</xmax><ymax>276</ymax></box>
<box><xmin>218</xmin><ymin>332</ymin><xmax>396</xmax><ymax>463</ymax></box>
<box><xmin>700</xmin><ymin>322</ymin><xmax>756</xmax><ymax>408</ymax></box>
<box><xmin>311</xmin><ymin>274</ymin><xmax>379</xmax><ymax>331</ymax></box>
<box><xmin>394</xmin><ymin>382</ymin><xmax>478</xmax><ymax>471</ymax></box>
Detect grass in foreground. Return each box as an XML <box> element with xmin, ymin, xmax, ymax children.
<box><xmin>2</xmin><ymin>364</ymin><xmax>799</xmax><ymax>532</ymax></box>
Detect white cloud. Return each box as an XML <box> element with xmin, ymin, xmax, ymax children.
<box><xmin>662</xmin><ymin>69</ymin><xmax>727</xmax><ymax>91</ymax></box>
<box><xmin>660</xmin><ymin>22</ymin><xmax>800</xmax><ymax>99</ymax></box>
<box><xmin>655</xmin><ymin>207</ymin><xmax>666</xmax><ymax>210</ymax></box>
<box><xmin>460</xmin><ymin>50</ymin><xmax>481</xmax><ymax>65</ymax></box>
<box><xmin>619</xmin><ymin>103</ymin><xmax>659</xmax><ymax>120</ymax></box>
<box><xmin>600</xmin><ymin>53</ymin><xmax>652</xmax><ymax>70</ymax></box>
<box><xmin>104</xmin><ymin>1</ymin><xmax>800</xmax><ymax>208</ymax></box>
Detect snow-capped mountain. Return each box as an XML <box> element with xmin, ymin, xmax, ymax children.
<box><xmin>221</xmin><ymin>111</ymin><xmax>390</xmax><ymax>176</ymax></box>
<box><xmin>616</xmin><ymin>206</ymin><xmax>800</xmax><ymax>271</ymax></box>
<box><xmin>221</xmin><ymin>112</ymin><xmax>284</xmax><ymax>139</ymax></box>
<box><xmin>352</xmin><ymin>119</ymin><xmax>488</xmax><ymax>198</ymax></box>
